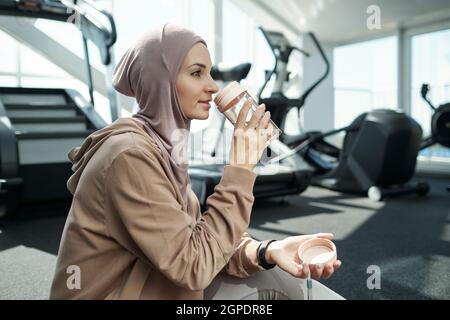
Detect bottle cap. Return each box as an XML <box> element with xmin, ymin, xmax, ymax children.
<box><xmin>214</xmin><ymin>81</ymin><xmax>247</xmax><ymax>113</ymax></box>
<box><xmin>297</xmin><ymin>238</ymin><xmax>337</xmax><ymax>266</ymax></box>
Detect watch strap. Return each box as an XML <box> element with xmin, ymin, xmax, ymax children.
<box><xmin>257</xmin><ymin>239</ymin><xmax>277</xmax><ymax>270</ymax></box>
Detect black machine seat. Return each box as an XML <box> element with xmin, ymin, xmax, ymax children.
<box><xmin>210</xmin><ymin>63</ymin><xmax>251</xmax><ymax>82</ymax></box>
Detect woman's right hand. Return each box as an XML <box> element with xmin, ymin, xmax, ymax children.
<box><xmin>265</xmin><ymin>233</ymin><xmax>342</xmax><ymax>280</ymax></box>
<box><xmin>229</xmin><ymin>100</ymin><xmax>274</xmax><ymax>171</ymax></box>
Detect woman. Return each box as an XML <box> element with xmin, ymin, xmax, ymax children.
<box><xmin>49</xmin><ymin>24</ymin><xmax>341</xmax><ymax>300</ymax></box>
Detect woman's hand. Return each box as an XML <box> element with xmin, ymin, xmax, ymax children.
<box><xmin>229</xmin><ymin>100</ymin><xmax>273</xmax><ymax>171</ymax></box>
<box><xmin>265</xmin><ymin>233</ymin><xmax>342</xmax><ymax>280</ymax></box>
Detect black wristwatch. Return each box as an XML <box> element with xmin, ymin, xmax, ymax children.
<box><xmin>257</xmin><ymin>240</ymin><xmax>277</xmax><ymax>270</ymax></box>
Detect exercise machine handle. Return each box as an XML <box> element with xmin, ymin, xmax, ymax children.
<box><xmin>297</xmin><ymin>32</ymin><xmax>330</xmax><ymax>109</ymax></box>
<box><xmin>420</xmin><ymin>83</ymin><xmax>436</xmax><ymax>111</ymax></box>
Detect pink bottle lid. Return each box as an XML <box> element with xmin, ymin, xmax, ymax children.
<box><xmin>297</xmin><ymin>238</ymin><xmax>337</xmax><ymax>266</ymax></box>
<box><xmin>214</xmin><ymin>81</ymin><xmax>247</xmax><ymax>113</ymax></box>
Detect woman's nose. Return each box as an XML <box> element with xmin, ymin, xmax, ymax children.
<box><xmin>207</xmin><ymin>76</ymin><xmax>219</xmax><ymax>94</ymax></box>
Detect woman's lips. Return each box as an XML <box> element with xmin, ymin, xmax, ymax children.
<box><xmin>199</xmin><ymin>101</ymin><xmax>211</xmax><ymax>109</ymax></box>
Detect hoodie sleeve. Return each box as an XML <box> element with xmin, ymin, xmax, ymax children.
<box><xmin>222</xmin><ymin>232</ymin><xmax>265</xmax><ymax>278</ymax></box>
<box><xmin>104</xmin><ymin>147</ymin><xmax>257</xmax><ymax>291</ymax></box>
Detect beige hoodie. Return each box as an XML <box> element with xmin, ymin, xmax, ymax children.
<box><xmin>49</xmin><ymin>117</ymin><xmax>264</xmax><ymax>300</ymax></box>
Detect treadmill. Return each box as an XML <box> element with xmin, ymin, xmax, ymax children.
<box><xmin>0</xmin><ymin>0</ymin><xmax>117</xmax><ymax>218</ymax></box>
<box><xmin>188</xmin><ymin>63</ymin><xmax>311</xmax><ymax>210</ymax></box>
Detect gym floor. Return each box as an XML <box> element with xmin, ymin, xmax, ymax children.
<box><xmin>0</xmin><ymin>176</ymin><xmax>449</xmax><ymax>300</ymax></box>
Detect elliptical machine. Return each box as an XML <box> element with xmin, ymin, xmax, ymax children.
<box><xmin>420</xmin><ymin>83</ymin><xmax>450</xmax><ymax>192</ymax></box>
<box><xmin>257</xmin><ymin>26</ymin><xmax>429</xmax><ymax>201</ymax></box>
<box><xmin>420</xmin><ymin>84</ymin><xmax>450</xmax><ymax>150</ymax></box>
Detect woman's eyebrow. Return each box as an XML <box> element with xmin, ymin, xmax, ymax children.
<box><xmin>188</xmin><ymin>63</ymin><xmax>207</xmax><ymax>69</ymax></box>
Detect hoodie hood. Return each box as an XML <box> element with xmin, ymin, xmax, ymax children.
<box><xmin>112</xmin><ymin>24</ymin><xmax>205</xmax><ymax>208</ymax></box>
<box><xmin>66</xmin><ymin>118</ymin><xmax>155</xmax><ymax>195</ymax></box>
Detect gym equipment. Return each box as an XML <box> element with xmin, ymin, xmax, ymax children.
<box><xmin>258</xmin><ymin>26</ymin><xmax>429</xmax><ymax>200</ymax></box>
<box><xmin>188</xmin><ymin>63</ymin><xmax>311</xmax><ymax>210</ymax></box>
<box><xmin>368</xmin><ymin>181</ymin><xmax>430</xmax><ymax>202</ymax></box>
<box><xmin>420</xmin><ymin>84</ymin><xmax>450</xmax><ymax>149</ymax></box>
<box><xmin>420</xmin><ymin>83</ymin><xmax>450</xmax><ymax>193</ymax></box>
<box><xmin>257</xmin><ymin>27</ymin><xmax>340</xmax><ymax>159</ymax></box>
<box><xmin>0</xmin><ymin>88</ymin><xmax>106</xmax><ymax>217</ymax></box>
<box><xmin>0</xmin><ymin>0</ymin><xmax>116</xmax><ymax>218</ymax></box>
<box><xmin>257</xmin><ymin>28</ymin><xmax>327</xmax><ymax>133</ymax></box>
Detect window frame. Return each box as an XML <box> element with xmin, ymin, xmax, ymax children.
<box><xmin>404</xmin><ymin>20</ymin><xmax>450</xmax><ymax>171</ymax></box>
<box><xmin>332</xmin><ymin>19</ymin><xmax>450</xmax><ymax>172</ymax></box>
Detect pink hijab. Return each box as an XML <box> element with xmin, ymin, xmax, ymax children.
<box><xmin>112</xmin><ymin>24</ymin><xmax>205</xmax><ymax>208</ymax></box>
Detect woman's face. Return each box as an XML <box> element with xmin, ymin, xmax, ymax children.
<box><xmin>176</xmin><ymin>43</ymin><xmax>219</xmax><ymax>120</ymax></box>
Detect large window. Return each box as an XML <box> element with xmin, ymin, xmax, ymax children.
<box><xmin>222</xmin><ymin>0</ymin><xmax>274</xmax><ymax>98</ymax></box>
<box><xmin>189</xmin><ymin>0</ymin><xmax>215</xmax><ymax>62</ymax></box>
<box><xmin>112</xmin><ymin>0</ymin><xmax>215</xmax><ymax>60</ymax></box>
<box><xmin>410</xmin><ymin>28</ymin><xmax>450</xmax><ymax>161</ymax></box>
<box><xmin>111</xmin><ymin>0</ymin><xmax>188</xmax><ymax>57</ymax></box>
<box><xmin>34</xmin><ymin>18</ymin><xmax>104</xmax><ymax>71</ymax></box>
<box><xmin>0</xmin><ymin>25</ymin><xmax>111</xmax><ymax>122</ymax></box>
<box><xmin>334</xmin><ymin>36</ymin><xmax>398</xmax><ymax>129</ymax></box>
<box><xmin>220</xmin><ymin>0</ymin><xmax>271</xmax><ymax>133</ymax></box>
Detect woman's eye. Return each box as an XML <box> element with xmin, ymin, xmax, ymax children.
<box><xmin>191</xmin><ymin>70</ymin><xmax>201</xmax><ymax>78</ymax></box>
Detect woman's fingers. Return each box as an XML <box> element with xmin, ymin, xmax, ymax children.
<box><xmin>279</xmin><ymin>261</ymin><xmax>305</xmax><ymax>278</ymax></box>
<box><xmin>258</xmin><ymin>111</ymin><xmax>271</xmax><ymax>130</ymax></box>
<box><xmin>236</xmin><ymin>99</ymin><xmax>253</xmax><ymax>129</ymax></box>
<box><xmin>314</xmin><ymin>233</ymin><xmax>334</xmax><ymax>240</ymax></box>
<box><xmin>302</xmin><ymin>264</ymin><xmax>310</xmax><ymax>278</ymax></box>
<box><xmin>257</xmin><ymin>113</ymin><xmax>272</xmax><ymax>150</ymax></box>
<box><xmin>292</xmin><ymin>263</ymin><xmax>304</xmax><ymax>278</ymax></box>
<box><xmin>277</xmin><ymin>259</ymin><xmax>341</xmax><ymax>280</ymax></box>
<box><xmin>247</xmin><ymin>104</ymin><xmax>266</xmax><ymax>129</ymax></box>
<box><xmin>310</xmin><ymin>264</ymin><xmax>323</xmax><ymax>280</ymax></box>
<box><xmin>267</xmin><ymin>123</ymin><xmax>274</xmax><ymax>135</ymax></box>
<box><xmin>333</xmin><ymin>260</ymin><xmax>342</xmax><ymax>270</ymax></box>
<box><xmin>312</xmin><ymin>261</ymin><xmax>341</xmax><ymax>279</ymax></box>
<box><xmin>277</xmin><ymin>259</ymin><xmax>339</xmax><ymax>281</ymax></box>
<box><xmin>230</xmin><ymin>103</ymin><xmax>271</xmax><ymax>170</ymax></box>
<box><xmin>321</xmin><ymin>264</ymin><xmax>334</xmax><ymax>279</ymax></box>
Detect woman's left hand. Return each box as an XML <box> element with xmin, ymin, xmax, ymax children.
<box><xmin>265</xmin><ymin>233</ymin><xmax>342</xmax><ymax>280</ymax></box>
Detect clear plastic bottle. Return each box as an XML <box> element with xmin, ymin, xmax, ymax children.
<box><xmin>213</xmin><ymin>81</ymin><xmax>282</xmax><ymax>142</ymax></box>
